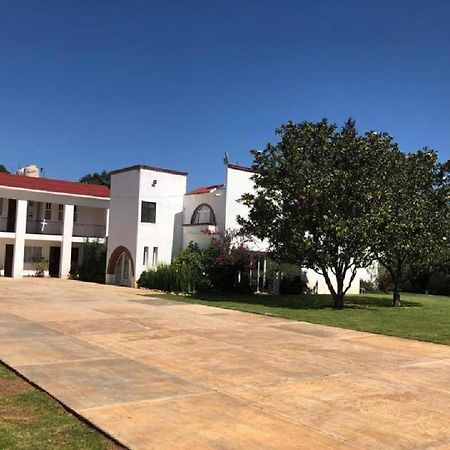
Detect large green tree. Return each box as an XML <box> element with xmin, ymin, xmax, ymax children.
<box><xmin>0</xmin><ymin>164</ymin><xmax>9</xmax><ymax>173</ymax></box>
<box><xmin>240</xmin><ymin>119</ymin><xmax>395</xmax><ymax>309</ymax></box>
<box><xmin>79</xmin><ymin>170</ymin><xmax>110</xmax><ymax>187</ymax></box>
<box><xmin>373</xmin><ymin>149</ymin><xmax>450</xmax><ymax>306</ymax></box>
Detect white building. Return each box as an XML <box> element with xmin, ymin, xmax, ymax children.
<box><xmin>105</xmin><ymin>162</ymin><xmax>365</xmax><ymax>294</ymax></box>
<box><xmin>1</xmin><ymin>161</ymin><xmax>365</xmax><ymax>294</ymax></box>
<box><xmin>0</xmin><ymin>171</ymin><xmax>109</xmax><ymax>278</ymax></box>
<box><xmin>105</xmin><ymin>165</ymin><xmax>187</xmax><ymax>287</ymax></box>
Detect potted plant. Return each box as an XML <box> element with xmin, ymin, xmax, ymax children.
<box><xmin>35</xmin><ymin>261</ymin><xmax>47</xmax><ymax>277</ymax></box>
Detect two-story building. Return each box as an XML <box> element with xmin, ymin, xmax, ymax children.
<box><xmin>105</xmin><ymin>163</ymin><xmax>366</xmax><ymax>294</ymax></box>
<box><xmin>1</xmin><ymin>161</ymin><xmax>366</xmax><ymax>295</ymax></box>
<box><xmin>0</xmin><ymin>171</ymin><xmax>109</xmax><ymax>278</ymax></box>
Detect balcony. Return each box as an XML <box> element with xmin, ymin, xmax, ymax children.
<box><xmin>25</xmin><ymin>220</ymin><xmax>106</xmax><ymax>238</ymax></box>
<box><xmin>26</xmin><ymin>220</ymin><xmax>63</xmax><ymax>235</ymax></box>
<box><xmin>73</xmin><ymin>223</ymin><xmax>106</xmax><ymax>238</ymax></box>
<box><xmin>0</xmin><ymin>217</ymin><xmax>8</xmax><ymax>232</ymax></box>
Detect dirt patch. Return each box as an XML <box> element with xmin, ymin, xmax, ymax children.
<box><xmin>0</xmin><ymin>404</ymin><xmax>36</xmax><ymax>425</ymax></box>
<box><xmin>0</xmin><ymin>375</ymin><xmax>32</xmax><ymax>398</ymax></box>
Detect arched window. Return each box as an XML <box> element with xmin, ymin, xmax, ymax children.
<box><xmin>191</xmin><ymin>204</ymin><xmax>216</xmax><ymax>225</ymax></box>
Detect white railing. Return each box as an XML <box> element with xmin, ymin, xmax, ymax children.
<box><xmin>25</xmin><ymin>220</ymin><xmax>106</xmax><ymax>238</ymax></box>
<box><xmin>73</xmin><ymin>223</ymin><xmax>106</xmax><ymax>238</ymax></box>
<box><xmin>26</xmin><ymin>220</ymin><xmax>63</xmax><ymax>235</ymax></box>
<box><xmin>0</xmin><ymin>217</ymin><xmax>9</xmax><ymax>232</ymax></box>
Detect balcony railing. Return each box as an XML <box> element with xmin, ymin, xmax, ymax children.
<box><xmin>25</xmin><ymin>220</ymin><xmax>106</xmax><ymax>238</ymax></box>
<box><xmin>0</xmin><ymin>217</ymin><xmax>9</xmax><ymax>232</ymax></box>
<box><xmin>73</xmin><ymin>223</ymin><xmax>106</xmax><ymax>238</ymax></box>
<box><xmin>26</xmin><ymin>220</ymin><xmax>63</xmax><ymax>235</ymax></box>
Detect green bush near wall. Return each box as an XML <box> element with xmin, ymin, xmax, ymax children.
<box><xmin>78</xmin><ymin>240</ymin><xmax>106</xmax><ymax>284</ymax></box>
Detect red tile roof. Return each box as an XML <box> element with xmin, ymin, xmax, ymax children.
<box><xmin>186</xmin><ymin>184</ymin><xmax>224</xmax><ymax>195</ymax></box>
<box><xmin>0</xmin><ymin>172</ymin><xmax>110</xmax><ymax>198</ymax></box>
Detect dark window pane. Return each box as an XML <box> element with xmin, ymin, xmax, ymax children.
<box><xmin>141</xmin><ymin>201</ymin><xmax>156</xmax><ymax>223</ymax></box>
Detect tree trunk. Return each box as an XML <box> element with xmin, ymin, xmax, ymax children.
<box><xmin>322</xmin><ymin>269</ymin><xmax>345</xmax><ymax>309</ymax></box>
<box><xmin>334</xmin><ymin>275</ymin><xmax>345</xmax><ymax>309</ymax></box>
<box><xmin>392</xmin><ymin>278</ymin><xmax>401</xmax><ymax>307</ymax></box>
<box><xmin>334</xmin><ymin>292</ymin><xmax>344</xmax><ymax>309</ymax></box>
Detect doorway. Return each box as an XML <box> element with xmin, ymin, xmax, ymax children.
<box><xmin>4</xmin><ymin>244</ymin><xmax>14</xmax><ymax>277</ymax></box>
<box><xmin>49</xmin><ymin>247</ymin><xmax>61</xmax><ymax>277</ymax></box>
<box><xmin>70</xmin><ymin>247</ymin><xmax>79</xmax><ymax>275</ymax></box>
<box><xmin>114</xmin><ymin>252</ymin><xmax>131</xmax><ymax>286</ymax></box>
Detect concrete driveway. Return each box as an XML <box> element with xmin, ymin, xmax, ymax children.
<box><xmin>0</xmin><ymin>278</ymin><xmax>449</xmax><ymax>449</ymax></box>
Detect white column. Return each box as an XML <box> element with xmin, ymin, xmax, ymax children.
<box><xmin>12</xmin><ymin>199</ymin><xmax>27</xmax><ymax>278</ymax></box>
<box><xmin>105</xmin><ymin>208</ymin><xmax>110</xmax><ymax>237</ymax></box>
<box><xmin>59</xmin><ymin>204</ymin><xmax>74</xmax><ymax>278</ymax></box>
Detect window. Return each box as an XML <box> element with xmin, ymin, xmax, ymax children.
<box><xmin>73</xmin><ymin>205</ymin><xmax>78</xmax><ymax>223</ymax></box>
<box><xmin>44</xmin><ymin>203</ymin><xmax>52</xmax><ymax>220</ymax></box>
<box><xmin>141</xmin><ymin>201</ymin><xmax>156</xmax><ymax>223</ymax></box>
<box><xmin>0</xmin><ymin>198</ymin><xmax>3</xmax><ymax>216</ymax></box>
<box><xmin>24</xmin><ymin>246</ymin><xmax>43</xmax><ymax>263</ymax></box>
<box><xmin>191</xmin><ymin>204</ymin><xmax>215</xmax><ymax>225</ymax></box>
<box><xmin>152</xmin><ymin>247</ymin><xmax>158</xmax><ymax>266</ymax></box>
<box><xmin>58</xmin><ymin>204</ymin><xmax>64</xmax><ymax>221</ymax></box>
<box><xmin>143</xmin><ymin>246</ymin><xmax>149</xmax><ymax>266</ymax></box>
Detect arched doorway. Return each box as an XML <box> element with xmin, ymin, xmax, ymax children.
<box><xmin>107</xmin><ymin>246</ymin><xmax>134</xmax><ymax>287</ymax></box>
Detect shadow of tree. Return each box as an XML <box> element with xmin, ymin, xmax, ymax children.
<box><xmin>187</xmin><ymin>292</ymin><xmax>422</xmax><ymax>310</ymax></box>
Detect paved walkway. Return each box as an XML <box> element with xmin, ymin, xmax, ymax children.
<box><xmin>0</xmin><ymin>278</ymin><xmax>450</xmax><ymax>449</ymax></box>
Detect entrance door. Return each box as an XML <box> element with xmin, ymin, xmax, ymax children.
<box><xmin>48</xmin><ymin>247</ymin><xmax>61</xmax><ymax>277</ymax></box>
<box><xmin>4</xmin><ymin>244</ymin><xmax>14</xmax><ymax>277</ymax></box>
<box><xmin>114</xmin><ymin>253</ymin><xmax>131</xmax><ymax>286</ymax></box>
<box><xmin>7</xmin><ymin>199</ymin><xmax>17</xmax><ymax>232</ymax></box>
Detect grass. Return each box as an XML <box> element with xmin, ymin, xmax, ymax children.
<box><xmin>0</xmin><ymin>363</ymin><xmax>123</xmax><ymax>450</ymax></box>
<box><xmin>148</xmin><ymin>291</ymin><xmax>450</xmax><ymax>345</ymax></box>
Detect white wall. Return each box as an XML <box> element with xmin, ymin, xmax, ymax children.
<box><xmin>224</xmin><ymin>166</ymin><xmax>269</xmax><ymax>252</ymax></box>
<box><xmin>305</xmin><ymin>268</ymin><xmax>366</xmax><ymax>295</ymax></box>
<box><xmin>182</xmin><ymin>187</ymin><xmax>226</xmax><ymax>249</ymax></box>
<box><xmin>135</xmin><ymin>169</ymin><xmax>186</xmax><ymax>278</ymax></box>
<box><xmin>106</xmin><ymin>169</ymin><xmax>140</xmax><ymax>286</ymax></box>
<box><xmin>107</xmin><ymin>167</ymin><xmax>187</xmax><ymax>286</ymax></box>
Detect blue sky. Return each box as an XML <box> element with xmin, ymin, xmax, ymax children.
<box><xmin>0</xmin><ymin>0</ymin><xmax>449</xmax><ymax>189</ymax></box>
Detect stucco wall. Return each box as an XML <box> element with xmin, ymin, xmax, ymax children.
<box><xmin>135</xmin><ymin>169</ymin><xmax>186</xmax><ymax>278</ymax></box>
<box><xmin>107</xmin><ymin>167</ymin><xmax>186</xmax><ymax>286</ymax></box>
<box><xmin>182</xmin><ymin>187</ymin><xmax>226</xmax><ymax>249</ymax></box>
<box><xmin>224</xmin><ymin>166</ymin><xmax>269</xmax><ymax>252</ymax></box>
<box><xmin>106</xmin><ymin>169</ymin><xmax>140</xmax><ymax>285</ymax></box>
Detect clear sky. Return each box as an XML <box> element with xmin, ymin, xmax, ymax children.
<box><xmin>0</xmin><ymin>0</ymin><xmax>449</xmax><ymax>189</ymax></box>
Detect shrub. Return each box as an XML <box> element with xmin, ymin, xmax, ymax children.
<box><xmin>280</xmin><ymin>275</ymin><xmax>308</xmax><ymax>295</ymax></box>
<box><xmin>138</xmin><ymin>264</ymin><xmax>178</xmax><ymax>291</ymax></box>
<box><xmin>427</xmin><ymin>272</ymin><xmax>450</xmax><ymax>295</ymax></box>
<box><xmin>203</xmin><ymin>231</ymin><xmax>255</xmax><ymax>293</ymax></box>
<box><xmin>360</xmin><ymin>279</ymin><xmax>378</xmax><ymax>292</ymax></box>
<box><xmin>138</xmin><ymin>234</ymin><xmax>259</xmax><ymax>294</ymax></box>
<box><xmin>78</xmin><ymin>240</ymin><xmax>106</xmax><ymax>283</ymax></box>
<box><xmin>173</xmin><ymin>243</ymin><xmax>209</xmax><ymax>293</ymax></box>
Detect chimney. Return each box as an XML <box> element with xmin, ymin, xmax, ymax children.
<box><xmin>16</xmin><ymin>164</ymin><xmax>40</xmax><ymax>178</ymax></box>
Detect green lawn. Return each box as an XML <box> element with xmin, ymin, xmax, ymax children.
<box><xmin>148</xmin><ymin>291</ymin><xmax>450</xmax><ymax>345</ymax></box>
<box><xmin>0</xmin><ymin>363</ymin><xmax>122</xmax><ymax>450</ymax></box>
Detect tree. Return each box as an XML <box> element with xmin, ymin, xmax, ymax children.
<box><xmin>78</xmin><ymin>240</ymin><xmax>107</xmax><ymax>283</ymax></box>
<box><xmin>203</xmin><ymin>230</ymin><xmax>254</xmax><ymax>293</ymax></box>
<box><xmin>0</xmin><ymin>164</ymin><xmax>9</xmax><ymax>173</ymax></box>
<box><xmin>239</xmin><ymin>119</ymin><xmax>396</xmax><ymax>309</ymax></box>
<box><xmin>79</xmin><ymin>171</ymin><xmax>110</xmax><ymax>187</ymax></box>
<box><xmin>372</xmin><ymin>150</ymin><xmax>450</xmax><ymax>306</ymax></box>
